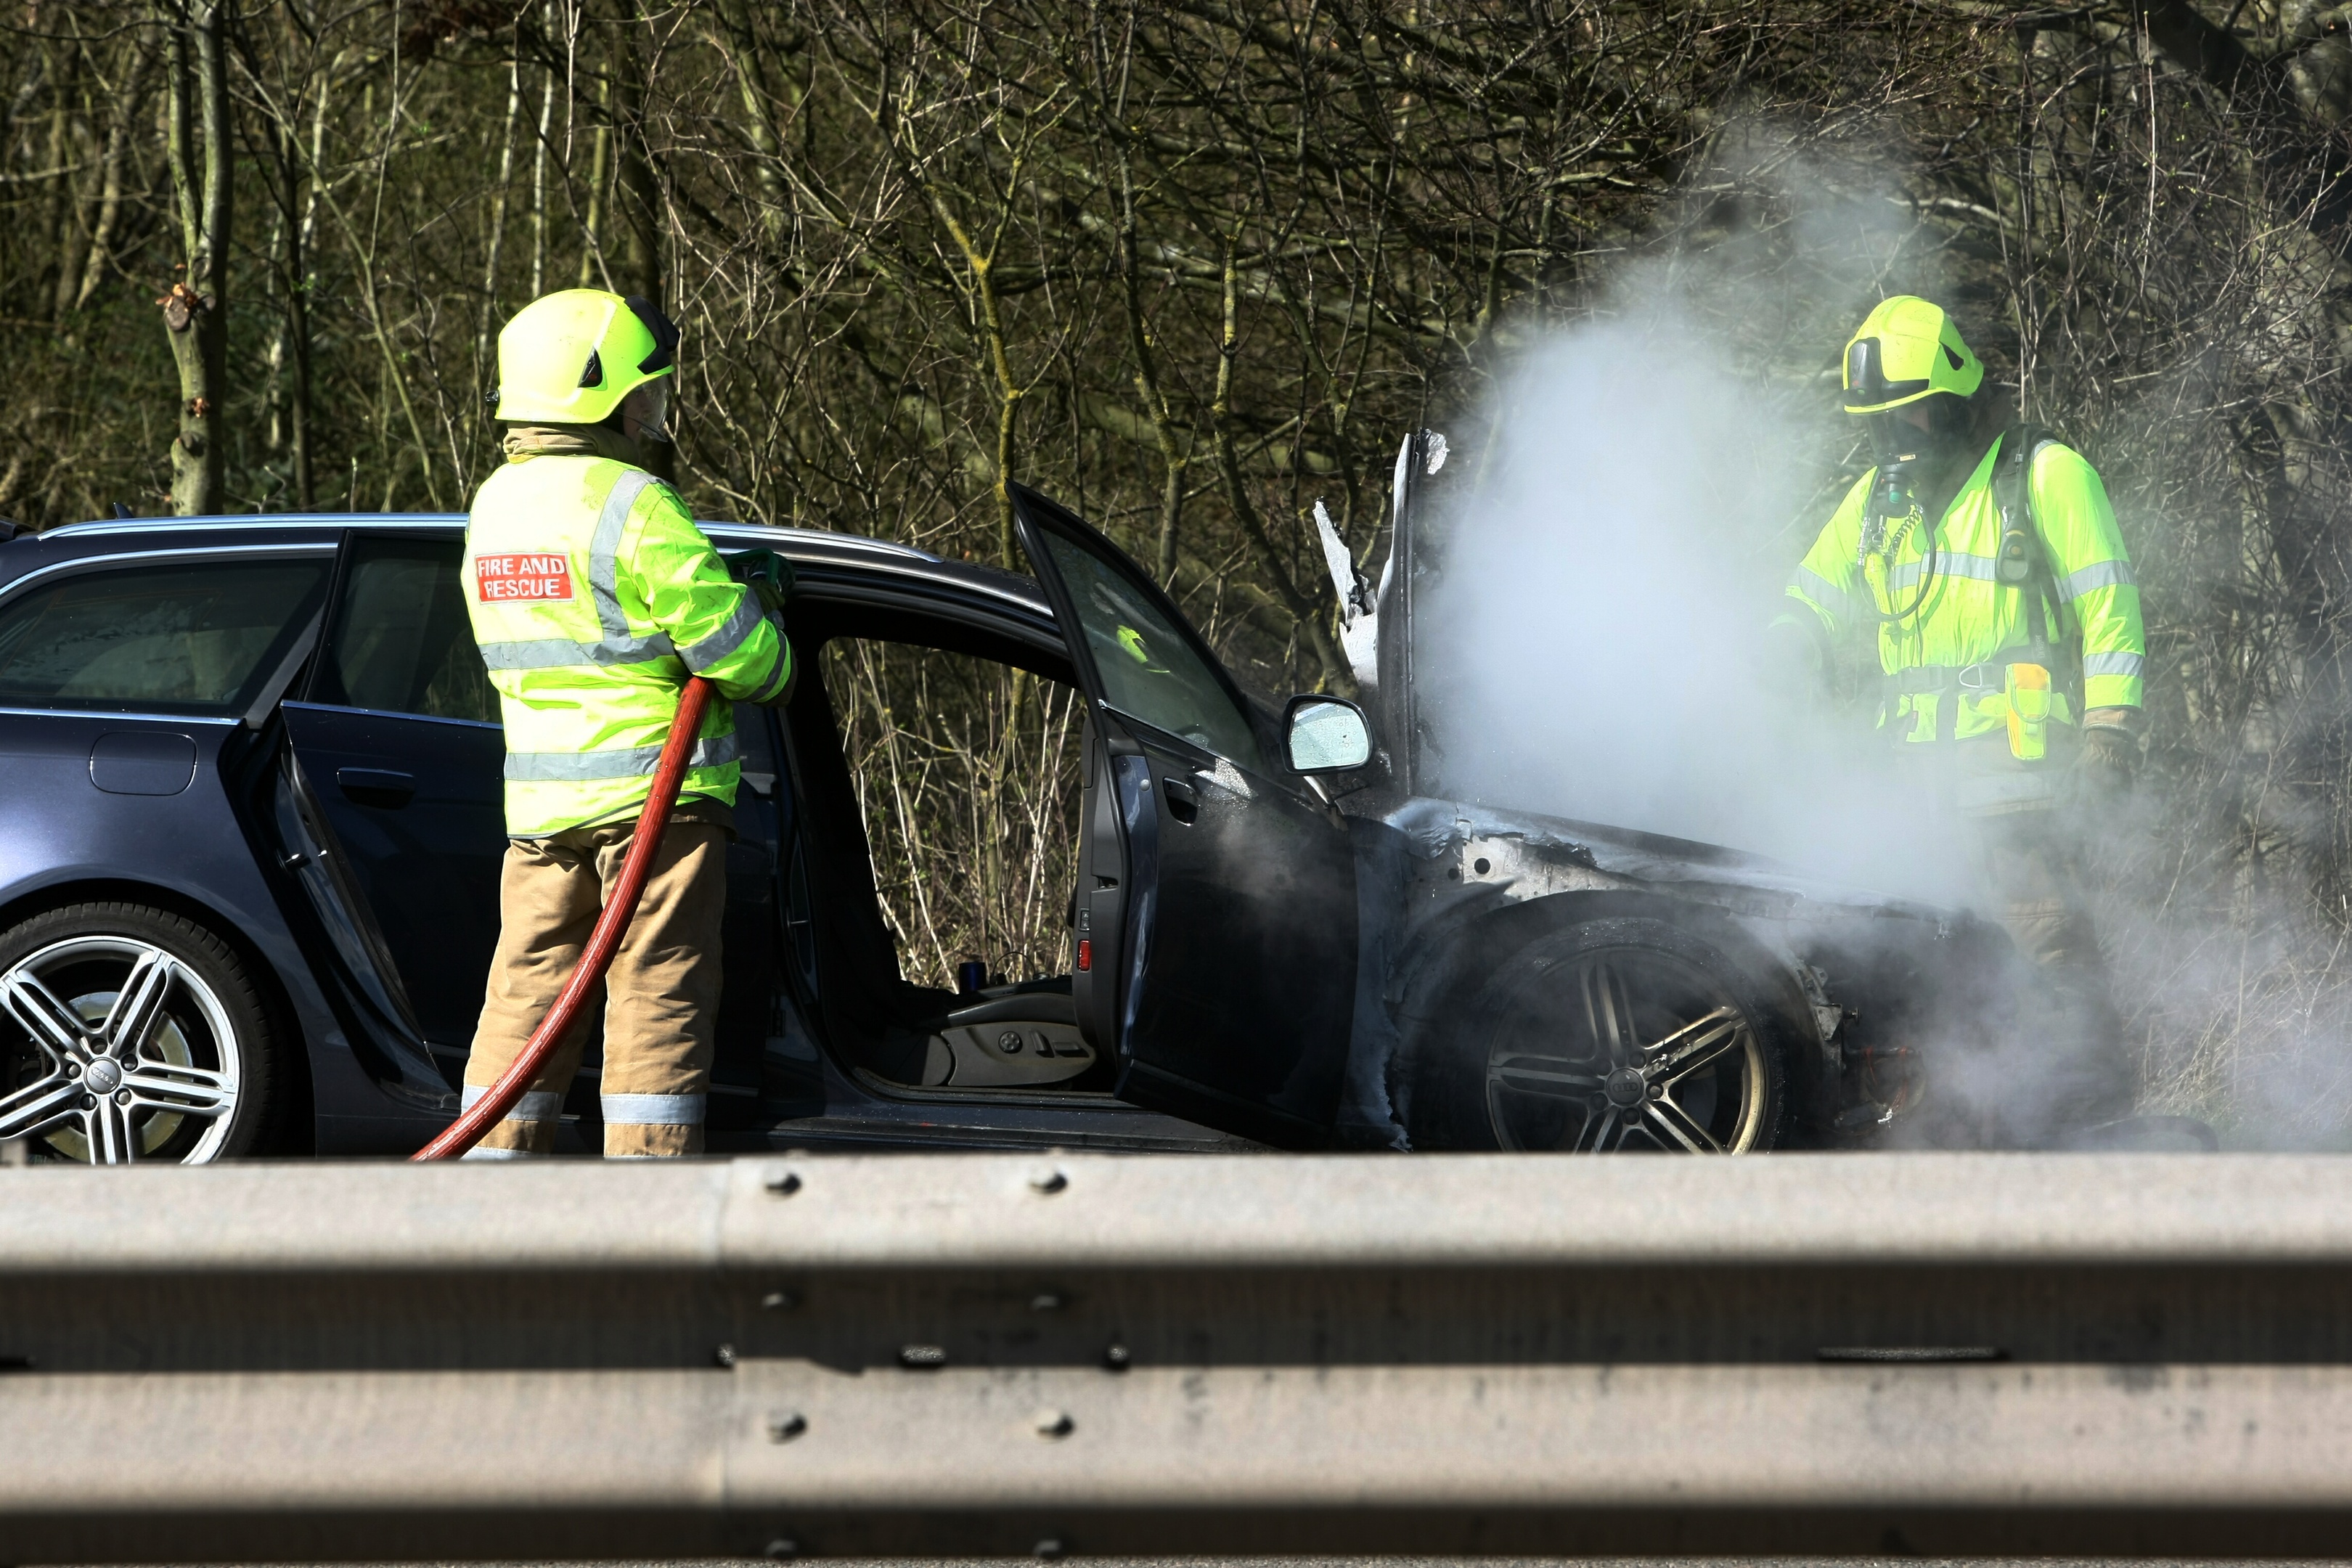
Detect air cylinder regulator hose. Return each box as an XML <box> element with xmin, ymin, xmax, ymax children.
<box><xmin>412</xmin><ymin>675</ymin><xmax>716</xmax><ymax>1161</ymax></box>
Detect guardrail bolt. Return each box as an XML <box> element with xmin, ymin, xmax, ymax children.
<box><xmin>761</xmin><ymin>1289</ymin><xmax>800</xmax><ymax>1312</ymax></box>
<box><xmin>768</xmin><ymin>1411</ymin><xmax>808</xmax><ymax>1442</ymax></box>
<box><xmin>1029</xmin><ymin>1169</ymin><xmax>1069</xmax><ymax>1195</ymax></box>
<box><xmin>715</xmin><ymin>1344</ymin><xmax>739</xmax><ymax>1368</ymax></box>
<box><xmin>1030</xmin><ymin>1291</ymin><xmax>1065</xmax><ymax>1312</ymax></box>
<box><xmin>1034</xmin><ymin>1537</ymin><xmax>1066</xmax><ymax>1559</ymax></box>
<box><xmin>766</xmin><ymin>1169</ymin><xmax>802</xmax><ymax>1196</ymax></box>
<box><xmin>1032</xmin><ymin>1408</ymin><xmax>1075</xmax><ymax>1439</ymax></box>
<box><xmin>1103</xmin><ymin>1343</ymin><xmax>1131</xmax><ymax>1371</ymax></box>
<box><xmin>764</xmin><ymin>1538</ymin><xmax>798</xmax><ymax>1559</ymax></box>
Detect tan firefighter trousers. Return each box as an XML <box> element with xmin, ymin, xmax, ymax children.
<box><xmin>462</xmin><ymin>817</ymin><xmax>727</xmax><ymax>1158</ymax></box>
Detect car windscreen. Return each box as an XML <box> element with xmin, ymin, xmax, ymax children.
<box><xmin>0</xmin><ymin>556</ymin><xmax>331</xmax><ymax>717</ymax></box>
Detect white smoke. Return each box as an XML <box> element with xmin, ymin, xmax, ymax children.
<box><xmin>1400</xmin><ymin>148</ymin><xmax>2352</xmax><ymax>1146</ymax></box>
<box><xmin>1416</xmin><ymin>309</ymin><xmax>1976</xmax><ymax>905</ymax></box>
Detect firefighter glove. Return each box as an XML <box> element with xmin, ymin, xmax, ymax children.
<box><xmin>2075</xmin><ymin>721</ymin><xmax>2140</xmax><ymax>800</ymax></box>
<box><xmin>727</xmin><ymin>548</ymin><xmax>796</xmax><ymax>618</ymax></box>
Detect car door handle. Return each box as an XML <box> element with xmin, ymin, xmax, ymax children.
<box><xmin>337</xmin><ymin>767</ymin><xmax>417</xmax><ymax>809</ymax></box>
<box><xmin>1161</xmin><ymin>777</ymin><xmax>1199</xmax><ymax>825</ymax></box>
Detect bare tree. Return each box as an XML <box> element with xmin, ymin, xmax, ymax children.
<box><xmin>159</xmin><ymin>0</ymin><xmax>232</xmax><ymax>515</ymax></box>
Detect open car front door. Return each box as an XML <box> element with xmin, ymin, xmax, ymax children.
<box><xmin>1011</xmin><ymin>486</ymin><xmax>1359</xmax><ymax>1148</ymax></box>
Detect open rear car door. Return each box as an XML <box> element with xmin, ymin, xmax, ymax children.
<box><xmin>1011</xmin><ymin>486</ymin><xmax>1358</xmax><ymax>1147</ymax></box>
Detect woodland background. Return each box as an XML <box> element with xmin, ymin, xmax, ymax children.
<box><xmin>9</xmin><ymin>0</ymin><xmax>2352</xmax><ymax>1138</ymax></box>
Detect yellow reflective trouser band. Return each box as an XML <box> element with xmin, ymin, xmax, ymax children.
<box><xmin>505</xmin><ymin>730</ymin><xmax>742</xmax><ymax>782</ymax></box>
<box><xmin>477</xmin><ymin>470</ymin><xmax>674</xmax><ymax>671</ymax></box>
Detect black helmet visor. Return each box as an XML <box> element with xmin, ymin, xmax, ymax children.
<box><xmin>624</xmin><ymin>295</ymin><xmax>681</xmax><ymax>375</ymax></box>
<box><xmin>1842</xmin><ymin>336</ymin><xmax>1929</xmax><ymax>412</ymax></box>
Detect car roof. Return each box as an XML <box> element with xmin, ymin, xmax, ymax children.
<box><xmin>21</xmin><ymin>512</ymin><xmax>1054</xmax><ymax>619</ymax></box>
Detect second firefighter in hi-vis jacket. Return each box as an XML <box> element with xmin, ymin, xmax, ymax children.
<box><xmin>1771</xmin><ymin>295</ymin><xmax>2147</xmax><ymax>1137</ymax></box>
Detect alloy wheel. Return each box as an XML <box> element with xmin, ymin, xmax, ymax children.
<box><xmin>1485</xmin><ymin>947</ymin><xmax>1767</xmax><ymax>1153</ymax></box>
<box><xmin>0</xmin><ymin>935</ymin><xmax>242</xmax><ymax>1163</ymax></box>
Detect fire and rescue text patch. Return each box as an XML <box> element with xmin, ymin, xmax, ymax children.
<box><xmin>475</xmin><ymin>553</ymin><xmax>575</xmax><ymax>602</ymax></box>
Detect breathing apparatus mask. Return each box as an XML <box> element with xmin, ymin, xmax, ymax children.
<box><xmin>1860</xmin><ymin>412</ymin><xmax>1925</xmax><ymax>560</ymax></box>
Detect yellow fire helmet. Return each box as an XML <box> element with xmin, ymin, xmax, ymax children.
<box><xmin>494</xmin><ymin>289</ymin><xmax>679</xmax><ymax>425</ymax></box>
<box><xmin>1840</xmin><ymin>295</ymin><xmax>1983</xmax><ymax>415</ymax></box>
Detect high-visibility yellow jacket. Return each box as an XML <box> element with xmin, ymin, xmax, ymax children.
<box><xmin>1777</xmin><ymin>432</ymin><xmax>2144</xmax><ymax>745</ymax></box>
<box><xmin>463</xmin><ymin>452</ymin><xmax>792</xmax><ymax>836</ymax></box>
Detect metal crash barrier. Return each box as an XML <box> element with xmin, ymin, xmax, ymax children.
<box><xmin>6</xmin><ymin>1153</ymin><xmax>2352</xmax><ymax>1560</ymax></box>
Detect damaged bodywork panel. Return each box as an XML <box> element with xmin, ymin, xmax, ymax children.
<box><xmin>1339</xmin><ymin>796</ymin><xmax>2017</xmax><ymax>1150</ymax></box>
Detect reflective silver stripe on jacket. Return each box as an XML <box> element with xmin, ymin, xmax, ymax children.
<box><xmin>2060</xmin><ymin>559</ymin><xmax>2136</xmax><ymax>600</ymax></box>
<box><xmin>748</xmin><ymin>629</ymin><xmax>794</xmax><ymax>703</ymax></box>
<box><xmin>2083</xmin><ymin>650</ymin><xmax>2144</xmax><ymax>679</ymax></box>
<box><xmin>1885</xmin><ymin>551</ymin><xmax>2001</xmax><ymax>590</ymax></box>
<box><xmin>600</xmin><ymin>1092</ymin><xmax>707</xmax><ymax>1126</ymax></box>
<box><xmin>677</xmin><ymin>590</ymin><xmax>767</xmax><ymax>674</ymax></box>
<box><xmin>478</xmin><ymin>632</ymin><xmax>677</xmax><ymax>670</ymax></box>
<box><xmin>460</xmin><ymin>1146</ymin><xmax>546</xmax><ymax>1161</ymax></box>
<box><xmin>591</xmin><ymin>470</ymin><xmax>657</xmax><ymax>644</ymax></box>
<box><xmin>460</xmin><ymin>1085</ymin><xmax>562</xmax><ymax>1123</ymax></box>
<box><xmin>477</xmin><ymin>468</ymin><xmax>682</xmax><ymax>671</ymax></box>
<box><xmin>504</xmin><ymin>730</ymin><xmax>743</xmax><ymax>782</ymax></box>
<box><xmin>1789</xmin><ymin>565</ymin><xmax>1850</xmax><ymax>608</ymax></box>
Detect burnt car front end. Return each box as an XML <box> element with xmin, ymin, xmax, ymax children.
<box><xmin>1357</xmin><ymin>799</ymin><xmax>2023</xmax><ymax>1149</ymax></box>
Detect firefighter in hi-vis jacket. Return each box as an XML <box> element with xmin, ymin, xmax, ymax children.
<box><xmin>459</xmin><ymin>288</ymin><xmax>793</xmax><ymax>1158</ymax></box>
<box><xmin>1770</xmin><ymin>295</ymin><xmax>2147</xmax><ymax>1138</ymax></box>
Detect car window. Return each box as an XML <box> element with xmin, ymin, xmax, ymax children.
<box><xmin>1036</xmin><ymin>530</ymin><xmax>1266</xmax><ymax>772</ymax></box>
<box><xmin>311</xmin><ymin>537</ymin><xmax>499</xmax><ymax>724</ymax></box>
<box><xmin>0</xmin><ymin>557</ymin><xmax>330</xmax><ymax>717</ymax></box>
<box><xmin>824</xmin><ymin>637</ymin><xmax>1082</xmax><ymax>989</ymax></box>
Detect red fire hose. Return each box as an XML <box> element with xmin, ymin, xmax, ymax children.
<box><xmin>413</xmin><ymin>675</ymin><xmax>716</xmax><ymax>1161</ymax></box>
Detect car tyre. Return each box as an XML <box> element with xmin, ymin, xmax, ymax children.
<box><xmin>1407</xmin><ymin>915</ymin><xmax>1791</xmax><ymax>1153</ymax></box>
<box><xmin>0</xmin><ymin>902</ymin><xmax>279</xmax><ymax>1164</ymax></box>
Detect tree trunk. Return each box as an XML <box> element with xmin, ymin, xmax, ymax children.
<box><xmin>278</xmin><ymin>118</ymin><xmax>314</xmax><ymax>510</ymax></box>
<box><xmin>162</xmin><ymin>2</ymin><xmax>231</xmax><ymax>518</ymax></box>
<box><xmin>577</xmin><ymin>75</ymin><xmax>611</xmax><ymax>290</ymax></box>
<box><xmin>72</xmin><ymin>57</ymin><xmax>136</xmax><ymax>314</ymax></box>
<box><xmin>613</xmin><ymin>4</ymin><xmax>663</xmax><ymax>302</ymax></box>
<box><xmin>480</xmin><ymin>47</ymin><xmax>523</xmax><ymax>384</ymax></box>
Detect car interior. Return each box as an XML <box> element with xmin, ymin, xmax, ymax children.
<box><xmin>774</xmin><ymin>594</ymin><xmax>1114</xmax><ymax>1100</ymax></box>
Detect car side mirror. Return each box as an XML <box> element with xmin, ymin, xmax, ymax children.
<box><xmin>1284</xmin><ymin>695</ymin><xmax>1372</xmax><ymax>774</ymax></box>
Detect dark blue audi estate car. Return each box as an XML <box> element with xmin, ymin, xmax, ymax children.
<box><xmin>0</xmin><ymin>461</ymin><xmax>2017</xmax><ymax>1163</ymax></box>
